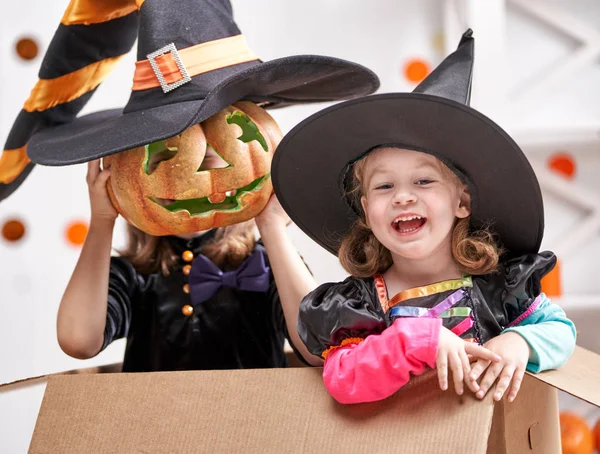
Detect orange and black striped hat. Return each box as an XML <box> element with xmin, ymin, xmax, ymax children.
<box><xmin>0</xmin><ymin>0</ymin><xmax>379</xmax><ymax>202</ymax></box>
<box><xmin>0</xmin><ymin>1</ymin><xmax>140</xmax><ymax>201</ymax></box>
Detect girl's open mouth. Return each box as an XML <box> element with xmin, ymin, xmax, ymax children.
<box><xmin>392</xmin><ymin>215</ymin><xmax>427</xmax><ymax>234</ymax></box>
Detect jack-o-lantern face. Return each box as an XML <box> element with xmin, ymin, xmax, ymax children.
<box><xmin>103</xmin><ymin>102</ymin><xmax>282</xmax><ymax>235</ymax></box>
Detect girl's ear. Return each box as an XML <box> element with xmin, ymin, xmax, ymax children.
<box><xmin>360</xmin><ymin>195</ymin><xmax>370</xmax><ymax>227</ymax></box>
<box><xmin>456</xmin><ymin>185</ymin><xmax>471</xmax><ymax>219</ymax></box>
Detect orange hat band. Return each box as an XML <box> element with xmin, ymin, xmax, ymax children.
<box><xmin>132</xmin><ymin>35</ymin><xmax>259</xmax><ymax>93</ymax></box>
<box><xmin>0</xmin><ymin>146</ymin><xmax>29</xmax><ymax>184</ymax></box>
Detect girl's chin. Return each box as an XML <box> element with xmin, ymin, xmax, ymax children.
<box><xmin>393</xmin><ymin>251</ymin><xmax>430</xmax><ymax>261</ymax></box>
<box><xmin>174</xmin><ymin>230</ymin><xmax>209</xmax><ymax>240</ymax></box>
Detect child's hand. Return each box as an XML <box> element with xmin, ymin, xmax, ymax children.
<box><xmin>255</xmin><ymin>194</ymin><xmax>290</xmax><ymax>231</ymax></box>
<box><xmin>466</xmin><ymin>332</ymin><xmax>530</xmax><ymax>402</ymax></box>
<box><xmin>87</xmin><ymin>159</ymin><xmax>118</xmax><ymax>223</ymax></box>
<box><xmin>437</xmin><ymin>327</ymin><xmax>501</xmax><ymax>395</ymax></box>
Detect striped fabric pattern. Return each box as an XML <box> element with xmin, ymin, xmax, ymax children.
<box><xmin>0</xmin><ymin>0</ymin><xmax>144</xmax><ymax>199</ymax></box>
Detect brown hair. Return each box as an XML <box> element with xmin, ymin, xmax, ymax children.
<box><xmin>119</xmin><ymin>221</ymin><xmax>257</xmax><ymax>276</ymax></box>
<box><xmin>339</xmin><ymin>153</ymin><xmax>501</xmax><ymax>278</ymax></box>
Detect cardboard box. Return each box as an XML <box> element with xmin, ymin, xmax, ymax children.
<box><xmin>21</xmin><ymin>345</ymin><xmax>600</xmax><ymax>453</ymax></box>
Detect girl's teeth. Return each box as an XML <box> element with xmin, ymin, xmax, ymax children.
<box><xmin>396</xmin><ymin>215</ymin><xmax>422</xmax><ymax>222</ymax></box>
<box><xmin>225</xmin><ymin>190</ymin><xmax>237</xmax><ymax>197</ymax></box>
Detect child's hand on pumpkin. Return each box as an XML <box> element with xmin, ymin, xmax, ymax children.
<box><xmin>465</xmin><ymin>331</ymin><xmax>530</xmax><ymax>402</ymax></box>
<box><xmin>255</xmin><ymin>194</ymin><xmax>290</xmax><ymax>231</ymax></box>
<box><xmin>87</xmin><ymin>160</ymin><xmax>118</xmax><ymax>223</ymax></box>
<box><xmin>437</xmin><ymin>327</ymin><xmax>501</xmax><ymax>395</ymax></box>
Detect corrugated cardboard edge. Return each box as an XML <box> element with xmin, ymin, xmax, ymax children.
<box><xmin>0</xmin><ymin>363</ymin><xmax>123</xmax><ymax>391</ymax></box>
<box><xmin>526</xmin><ymin>345</ymin><xmax>600</xmax><ymax>407</ymax></box>
<box><xmin>0</xmin><ymin>346</ymin><xmax>304</xmax><ymax>391</ymax></box>
<box><xmin>0</xmin><ymin>345</ymin><xmax>302</xmax><ymax>390</ymax></box>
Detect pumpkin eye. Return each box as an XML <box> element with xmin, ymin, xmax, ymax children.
<box><xmin>226</xmin><ymin>111</ymin><xmax>269</xmax><ymax>152</ymax></box>
<box><xmin>143</xmin><ymin>139</ymin><xmax>178</xmax><ymax>175</ymax></box>
<box><xmin>197</xmin><ymin>143</ymin><xmax>231</xmax><ymax>171</ymax></box>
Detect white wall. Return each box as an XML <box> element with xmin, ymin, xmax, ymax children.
<box><xmin>1</xmin><ymin>0</ymin><xmax>599</xmax><ymax>451</ymax></box>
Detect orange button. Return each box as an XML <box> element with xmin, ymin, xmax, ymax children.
<box><xmin>183</xmin><ymin>284</ymin><xmax>190</xmax><ymax>294</ymax></box>
<box><xmin>182</xmin><ymin>264</ymin><xmax>192</xmax><ymax>276</ymax></box>
<box><xmin>182</xmin><ymin>305</ymin><xmax>194</xmax><ymax>316</ymax></box>
<box><xmin>182</xmin><ymin>250</ymin><xmax>194</xmax><ymax>262</ymax></box>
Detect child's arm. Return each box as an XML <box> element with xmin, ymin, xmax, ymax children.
<box><xmin>255</xmin><ymin>195</ymin><xmax>323</xmax><ymax>366</ymax></box>
<box><xmin>322</xmin><ymin>318</ymin><xmax>441</xmax><ymax>403</ymax></box>
<box><xmin>57</xmin><ymin>160</ymin><xmax>117</xmax><ymax>359</ymax></box>
<box><xmin>502</xmin><ymin>295</ymin><xmax>576</xmax><ymax>372</ymax></box>
<box><xmin>467</xmin><ymin>295</ymin><xmax>576</xmax><ymax>402</ymax></box>
<box><xmin>323</xmin><ymin>320</ymin><xmax>500</xmax><ymax>404</ymax></box>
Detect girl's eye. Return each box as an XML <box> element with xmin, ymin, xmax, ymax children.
<box><xmin>415</xmin><ymin>179</ymin><xmax>434</xmax><ymax>186</ymax></box>
<box><xmin>374</xmin><ymin>183</ymin><xmax>393</xmax><ymax>190</ymax></box>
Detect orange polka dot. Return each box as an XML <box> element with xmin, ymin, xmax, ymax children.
<box><xmin>66</xmin><ymin>221</ymin><xmax>88</xmax><ymax>246</ymax></box>
<box><xmin>2</xmin><ymin>219</ymin><xmax>26</xmax><ymax>242</ymax></box>
<box><xmin>404</xmin><ymin>59</ymin><xmax>430</xmax><ymax>83</ymax></box>
<box><xmin>15</xmin><ymin>37</ymin><xmax>39</xmax><ymax>61</ymax></box>
<box><xmin>548</xmin><ymin>152</ymin><xmax>576</xmax><ymax>179</ymax></box>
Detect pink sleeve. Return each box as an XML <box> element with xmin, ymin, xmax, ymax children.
<box><xmin>322</xmin><ymin>317</ymin><xmax>441</xmax><ymax>404</ymax></box>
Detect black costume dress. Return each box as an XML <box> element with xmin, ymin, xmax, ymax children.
<box><xmin>101</xmin><ymin>230</ymin><xmax>293</xmax><ymax>372</ymax></box>
<box><xmin>299</xmin><ymin>252</ymin><xmax>556</xmax><ymax>358</ymax></box>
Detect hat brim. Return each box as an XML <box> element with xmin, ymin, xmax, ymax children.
<box><xmin>272</xmin><ymin>93</ymin><xmax>544</xmax><ymax>256</ymax></box>
<box><xmin>27</xmin><ymin>55</ymin><xmax>379</xmax><ymax>165</ymax></box>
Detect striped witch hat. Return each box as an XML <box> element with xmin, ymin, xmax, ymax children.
<box><xmin>0</xmin><ymin>1</ymin><xmax>140</xmax><ymax>201</ymax></box>
<box><xmin>0</xmin><ymin>0</ymin><xmax>379</xmax><ymax>202</ymax></box>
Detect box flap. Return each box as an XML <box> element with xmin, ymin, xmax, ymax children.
<box><xmin>30</xmin><ymin>368</ymin><xmax>496</xmax><ymax>453</ymax></box>
<box><xmin>0</xmin><ymin>363</ymin><xmax>122</xmax><ymax>391</ymax></box>
<box><xmin>527</xmin><ymin>345</ymin><xmax>600</xmax><ymax>407</ymax></box>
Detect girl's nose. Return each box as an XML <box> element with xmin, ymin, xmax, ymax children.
<box><xmin>392</xmin><ymin>189</ymin><xmax>417</xmax><ymax>206</ymax></box>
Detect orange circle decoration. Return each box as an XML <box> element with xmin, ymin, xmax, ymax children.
<box><xmin>540</xmin><ymin>258</ymin><xmax>562</xmax><ymax>298</ymax></box>
<box><xmin>2</xmin><ymin>219</ymin><xmax>26</xmax><ymax>242</ymax></box>
<box><xmin>548</xmin><ymin>152</ymin><xmax>576</xmax><ymax>179</ymax></box>
<box><xmin>404</xmin><ymin>59</ymin><xmax>430</xmax><ymax>84</ymax></box>
<box><xmin>65</xmin><ymin>221</ymin><xmax>89</xmax><ymax>246</ymax></box>
<box><xmin>15</xmin><ymin>37</ymin><xmax>39</xmax><ymax>61</ymax></box>
<box><xmin>559</xmin><ymin>412</ymin><xmax>594</xmax><ymax>454</ymax></box>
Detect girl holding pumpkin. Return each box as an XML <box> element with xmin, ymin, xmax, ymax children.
<box><xmin>57</xmin><ymin>124</ymin><xmax>321</xmax><ymax>370</ymax></box>
<box><xmin>0</xmin><ymin>0</ymin><xmax>379</xmax><ymax>371</ymax></box>
<box><xmin>272</xmin><ymin>30</ymin><xmax>576</xmax><ymax>404</ymax></box>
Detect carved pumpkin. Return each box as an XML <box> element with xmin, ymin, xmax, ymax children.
<box><xmin>103</xmin><ymin>102</ymin><xmax>282</xmax><ymax>235</ymax></box>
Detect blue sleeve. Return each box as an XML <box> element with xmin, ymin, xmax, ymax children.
<box><xmin>502</xmin><ymin>294</ymin><xmax>576</xmax><ymax>373</ymax></box>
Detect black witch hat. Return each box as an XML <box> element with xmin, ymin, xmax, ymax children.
<box><xmin>0</xmin><ymin>0</ymin><xmax>379</xmax><ymax>201</ymax></box>
<box><xmin>272</xmin><ymin>30</ymin><xmax>544</xmax><ymax>256</ymax></box>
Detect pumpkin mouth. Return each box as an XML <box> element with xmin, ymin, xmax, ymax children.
<box><xmin>149</xmin><ymin>174</ymin><xmax>270</xmax><ymax>216</ymax></box>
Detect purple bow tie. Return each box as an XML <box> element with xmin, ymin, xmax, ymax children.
<box><xmin>188</xmin><ymin>250</ymin><xmax>270</xmax><ymax>305</ymax></box>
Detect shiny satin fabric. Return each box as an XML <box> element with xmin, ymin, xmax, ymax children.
<box><xmin>299</xmin><ymin>251</ymin><xmax>557</xmax><ymax>357</ymax></box>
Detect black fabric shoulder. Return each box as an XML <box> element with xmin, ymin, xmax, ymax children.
<box><xmin>100</xmin><ymin>256</ymin><xmax>142</xmax><ymax>351</ymax></box>
<box><xmin>298</xmin><ymin>276</ymin><xmax>385</xmax><ymax>357</ymax></box>
<box><xmin>503</xmin><ymin>251</ymin><xmax>556</xmax><ymax>299</ymax></box>
<box><xmin>475</xmin><ymin>251</ymin><xmax>556</xmax><ymax>327</ymax></box>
